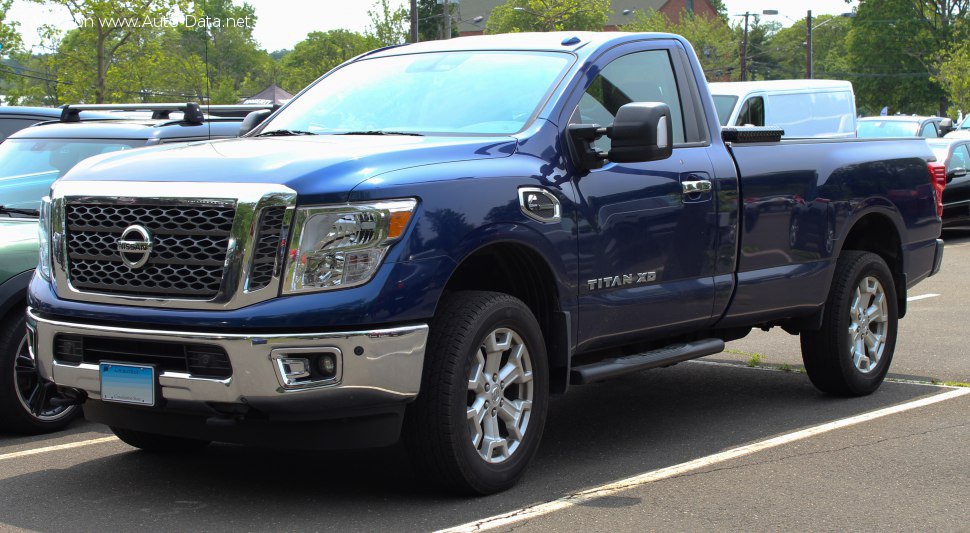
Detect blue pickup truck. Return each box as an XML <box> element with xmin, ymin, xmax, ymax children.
<box><xmin>29</xmin><ymin>32</ymin><xmax>943</xmax><ymax>494</ymax></box>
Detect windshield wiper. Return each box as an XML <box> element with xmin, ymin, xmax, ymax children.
<box><xmin>336</xmin><ymin>130</ymin><xmax>424</xmax><ymax>136</ymax></box>
<box><xmin>0</xmin><ymin>205</ymin><xmax>40</xmax><ymax>217</ymax></box>
<box><xmin>256</xmin><ymin>129</ymin><xmax>318</xmax><ymax>137</ymax></box>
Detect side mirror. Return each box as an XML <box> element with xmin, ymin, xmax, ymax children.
<box><xmin>567</xmin><ymin>102</ymin><xmax>673</xmax><ymax>171</ymax></box>
<box><xmin>608</xmin><ymin>102</ymin><xmax>673</xmax><ymax>164</ymax></box>
<box><xmin>238</xmin><ymin>109</ymin><xmax>273</xmax><ymax>137</ymax></box>
<box><xmin>940</xmin><ymin>118</ymin><xmax>954</xmax><ymax>136</ymax></box>
<box><xmin>947</xmin><ymin>167</ymin><xmax>967</xmax><ymax>182</ymax></box>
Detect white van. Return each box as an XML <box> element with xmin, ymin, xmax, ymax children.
<box><xmin>709</xmin><ymin>80</ymin><xmax>857</xmax><ymax>138</ymax></box>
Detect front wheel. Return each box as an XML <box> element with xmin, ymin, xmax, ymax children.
<box><xmin>801</xmin><ymin>251</ymin><xmax>898</xmax><ymax>396</ymax></box>
<box><xmin>404</xmin><ymin>291</ymin><xmax>549</xmax><ymax>495</ymax></box>
<box><xmin>0</xmin><ymin>312</ymin><xmax>81</xmax><ymax>434</ymax></box>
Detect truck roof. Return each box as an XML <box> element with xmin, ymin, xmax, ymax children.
<box><xmin>368</xmin><ymin>31</ymin><xmax>685</xmax><ymax>58</ymax></box>
<box><xmin>709</xmin><ymin>79</ymin><xmax>853</xmax><ymax>98</ymax></box>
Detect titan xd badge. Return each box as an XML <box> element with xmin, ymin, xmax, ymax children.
<box><xmin>586</xmin><ymin>272</ymin><xmax>656</xmax><ymax>292</ymax></box>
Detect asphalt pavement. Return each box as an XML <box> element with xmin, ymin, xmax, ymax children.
<box><xmin>1</xmin><ymin>234</ymin><xmax>968</xmax><ymax>532</ymax></box>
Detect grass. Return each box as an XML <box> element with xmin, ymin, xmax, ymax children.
<box><xmin>746</xmin><ymin>352</ymin><xmax>763</xmax><ymax>367</ymax></box>
<box><xmin>931</xmin><ymin>380</ymin><xmax>970</xmax><ymax>388</ymax></box>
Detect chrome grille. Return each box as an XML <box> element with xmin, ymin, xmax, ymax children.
<box><xmin>248</xmin><ymin>207</ymin><xmax>286</xmax><ymax>291</ymax></box>
<box><xmin>65</xmin><ymin>203</ymin><xmax>235</xmax><ymax>298</ymax></box>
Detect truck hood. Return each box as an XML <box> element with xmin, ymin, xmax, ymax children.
<box><xmin>62</xmin><ymin>135</ymin><xmax>517</xmax><ymax>203</ymax></box>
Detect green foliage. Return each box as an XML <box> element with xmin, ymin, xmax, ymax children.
<box><xmin>485</xmin><ymin>0</ymin><xmax>611</xmax><ymax>33</ymax></box>
<box><xmin>935</xmin><ymin>41</ymin><xmax>970</xmax><ymax>116</ymax></box>
<box><xmin>210</xmin><ymin>77</ymin><xmax>239</xmax><ymax>104</ymax></box>
<box><xmin>0</xmin><ymin>0</ymin><xmax>23</xmax><ymax>56</ymax></box>
<box><xmin>368</xmin><ymin>0</ymin><xmax>410</xmax><ymax>46</ymax></box>
<box><xmin>768</xmin><ymin>14</ymin><xmax>851</xmax><ymax>80</ymax></box>
<box><xmin>626</xmin><ymin>10</ymin><xmax>737</xmax><ymax>80</ymax></box>
<box><xmin>280</xmin><ymin>30</ymin><xmax>379</xmax><ymax>94</ymax></box>
<box><xmin>847</xmin><ymin>0</ymin><xmax>968</xmax><ymax>116</ymax></box>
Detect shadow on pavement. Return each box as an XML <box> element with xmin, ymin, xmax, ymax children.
<box><xmin>0</xmin><ymin>362</ymin><xmax>944</xmax><ymax>532</ymax></box>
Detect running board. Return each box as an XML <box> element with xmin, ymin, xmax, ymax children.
<box><xmin>570</xmin><ymin>338</ymin><xmax>725</xmax><ymax>385</ymax></box>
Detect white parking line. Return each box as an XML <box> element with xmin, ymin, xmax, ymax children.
<box><xmin>907</xmin><ymin>293</ymin><xmax>941</xmax><ymax>302</ymax></box>
<box><xmin>439</xmin><ymin>387</ymin><xmax>970</xmax><ymax>533</ymax></box>
<box><xmin>0</xmin><ymin>436</ymin><xmax>118</xmax><ymax>462</ymax></box>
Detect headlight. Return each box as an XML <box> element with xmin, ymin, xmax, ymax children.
<box><xmin>282</xmin><ymin>199</ymin><xmax>417</xmax><ymax>294</ymax></box>
<box><xmin>37</xmin><ymin>196</ymin><xmax>52</xmax><ymax>281</ymax></box>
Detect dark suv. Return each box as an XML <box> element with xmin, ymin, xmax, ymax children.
<box><xmin>0</xmin><ymin>103</ymin><xmax>268</xmax><ymax>434</ymax></box>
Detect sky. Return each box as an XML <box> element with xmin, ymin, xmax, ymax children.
<box><xmin>8</xmin><ymin>0</ymin><xmax>858</xmax><ymax>53</ymax></box>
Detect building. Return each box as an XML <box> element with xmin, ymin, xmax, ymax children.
<box><xmin>456</xmin><ymin>0</ymin><xmax>720</xmax><ymax>36</ymax></box>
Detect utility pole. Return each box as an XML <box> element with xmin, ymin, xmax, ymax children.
<box><xmin>410</xmin><ymin>0</ymin><xmax>418</xmax><ymax>43</ymax></box>
<box><xmin>806</xmin><ymin>10</ymin><xmax>813</xmax><ymax>79</ymax></box>
<box><xmin>740</xmin><ymin>12</ymin><xmax>750</xmax><ymax>81</ymax></box>
<box><xmin>443</xmin><ymin>0</ymin><xmax>451</xmax><ymax>40</ymax></box>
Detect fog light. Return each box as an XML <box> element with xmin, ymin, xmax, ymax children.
<box><xmin>317</xmin><ymin>353</ymin><xmax>337</xmax><ymax>377</ymax></box>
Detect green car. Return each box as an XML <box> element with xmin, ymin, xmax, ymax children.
<box><xmin>0</xmin><ymin>104</ymin><xmax>254</xmax><ymax>433</ymax></box>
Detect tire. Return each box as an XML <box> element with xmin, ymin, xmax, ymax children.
<box><xmin>801</xmin><ymin>251</ymin><xmax>898</xmax><ymax>396</ymax></box>
<box><xmin>111</xmin><ymin>426</ymin><xmax>211</xmax><ymax>453</ymax></box>
<box><xmin>0</xmin><ymin>311</ymin><xmax>81</xmax><ymax>434</ymax></box>
<box><xmin>404</xmin><ymin>291</ymin><xmax>549</xmax><ymax>495</ymax></box>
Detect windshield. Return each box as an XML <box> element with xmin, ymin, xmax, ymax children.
<box><xmin>263</xmin><ymin>51</ymin><xmax>573</xmax><ymax>135</ymax></box>
<box><xmin>0</xmin><ymin>138</ymin><xmax>142</xmax><ymax>213</ymax></box>
<box><xmin>856</xmin><ymin>120</ymin><xmax>919</xmax><ymax>138</ymax></box>
<box><xmin>711</xmin><ymin>95</ymin><xmax>739</xmax><ymax>127</ymax></box>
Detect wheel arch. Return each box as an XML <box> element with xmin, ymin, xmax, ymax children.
<box><xmin>440</xmin><ymin>232</ymin><xmax>572</xmax><ymax>394</ymax></box>
<box><xmin>836</xmin><ymin>209</ymin><xmax>907</xmax><ymax>317</ymax></box>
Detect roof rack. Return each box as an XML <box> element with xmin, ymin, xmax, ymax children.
<box><xmin>60</xmin><ymin>103</ymin><xmax>206</xmax><ymax>124</ymax></box>
<box><xmin>200</xmin><ymin>104</ymin><xmax>278</xmax><ymax>118</ymax></box>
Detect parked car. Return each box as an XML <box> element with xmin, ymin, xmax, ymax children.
<box><xmin>926</xmin><ymin>137</ymin><xmax>970</xmax><ymax>226</ymax></box>
<box><xmin>30</xmin><ymin>33</ymin><xmax>941</xmax><ymax>494</ymax></box>
<box><xmin>0</xmin><ymin>103</ymin><xmax>269</xmax><ymax>434</ymax></box>
<box><xmin>0</xmin><ymin>106</ymin><xmax>120</xmax><ymax>142</ymax></box>
<box><xmin>857</xmin><ymin>115</ymin><xmax>953</xmax><ymax>139</ymax></box>
<box><xmin>709</xmin><ymin>79</ymin><xmax>856</xmax><ymax>138</ymax></box>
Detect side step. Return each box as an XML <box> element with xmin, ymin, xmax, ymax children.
<box><xmin>570</xmin><ymin>338</ymin><xmax>725</xmax><ymax>385</ymax></box>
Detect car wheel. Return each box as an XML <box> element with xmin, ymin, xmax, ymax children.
<box><xmin>111</xmin><ymin>426</ymin><xmax>211</xmax><ymax>453</ymax></box>
<box><xmin>404</xmin><ymin>291</ymin><xmax>549</xmax><ymax>495</ymax></box>
<box><xmin>0</xmin><ymin>312</ymin><xmax>81</xmax><ymax>434</ymax></box>
<box><xmin>800</xmin><ymin>251</ymin><xmax>897</xmax><ymax>396</ymax></box>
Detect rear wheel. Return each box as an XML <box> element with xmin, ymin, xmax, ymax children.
<box><xmin>0</xmin><ymin>312</ymin><xmax>81</xmax><ymax>434</ymax></box>
<box><xmin>404</xmin><ymin>291</ymin><xmax>549</xmax><ymax>495</ymax></box>
<box><xmin>801</xmin><ymin>251</ymin><xmax>898</xmax><ymax>396</ymax></box>
<box><xmin>111</xmin><ymin>427</ymin><xmax>211</xmax><ymax>453</ymax></box>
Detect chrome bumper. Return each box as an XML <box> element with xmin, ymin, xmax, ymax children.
<box><xmin>27</xmin><ymin>308</ymin><xmax>428</xmax><ymax>413</ymax></box>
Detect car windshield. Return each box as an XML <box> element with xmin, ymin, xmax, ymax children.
<box><xmin>263</xmin><ymin>51</ymin><xmax>573</xmax><ymax>135</ymax></box>
<box><xmin>856</xmin><ymin>120</ymin><xmax>920</xmax><ymax>138</ymax></box>
<box><xmin>711</xmin><ymin>95</ymin><xmax>739</xmax><ymax>127</ymax></box>
<box><xmin>0</xmin><ymin>138</ymin><xmax>141</xmax><ymax>213</ymax></box>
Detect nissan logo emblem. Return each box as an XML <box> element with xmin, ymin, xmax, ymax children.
<box><xmin>117</xmin><ymin>225</ymin><xmax>153</xmax><ymax>269</ymax></box>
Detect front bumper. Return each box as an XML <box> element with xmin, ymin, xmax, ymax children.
<box><xmin>28</xmin><ymin>308</ymin><xmax>428</xmax><ymax>425</ymax></box>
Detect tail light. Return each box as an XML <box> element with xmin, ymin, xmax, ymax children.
<box><xmin>928</xmin><ymin>162</ymin><xmax>947</xmax><ymax>218</ymax></box>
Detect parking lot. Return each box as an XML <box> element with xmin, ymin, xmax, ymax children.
<box><xmin>2</xmin><ymin>231</ymin><xmax>969</xmax><ymax>532</ymax></box>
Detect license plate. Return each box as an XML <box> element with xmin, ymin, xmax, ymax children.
<box><xmin>100</xmin><ymin>363</ymin><xmax>155</xmax><ymax>406</ymax></box>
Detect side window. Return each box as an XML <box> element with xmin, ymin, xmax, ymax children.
<box><xmin>948</xmin><ymin>145</ymin><xmax>970</xmax><ymax>172</ymax></box>
<box><xmin>921</xmin><ymin>122</ymin><xmax>939</xmax><ymax>138</ymax></box>
<box><xmin>735</xmin><ymin>96</ymin><xmax>764</xmax><ymax>127</ymax></box>
<box><xmin>572</xmin><ymin>49</ymin><xmax>686</xmax><ymax>152</ymax></box>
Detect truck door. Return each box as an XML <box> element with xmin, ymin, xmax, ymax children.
<box><xmin>568</xmin><ymin>43</ymin><xmax>718</xmax><ymax>350</ymax></box>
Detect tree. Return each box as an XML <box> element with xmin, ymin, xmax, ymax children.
<box><xmin>733</xmin><ymin>16</ymin><xmax>781</xmax><ymax>81</ymax></box>
<box><xmin>280</xmin><ymin>30</ymin><xmax>379</xmax><ymax>94</ymax></box>
<box><xmin>368</xmin><ymin>0</ymin><xmax>410</xmax><ymax>46</ymax></box>
<box><xmin>847</xmin><ymin>0</ymin><xmax>968</xmax><ymax>116</ymax></box>
<box><xmin>626</xmin><ymin>10</ymin><xmax>737</xmax><ymax>80</ymax></box>
<box><xmin>934</xmin><ymin>42</ymin><xmax>970</xmax><ymax>116</ymax></box>
<box><xmin>485</xmin><ymin>0</ymin><xmax>611</xmax><ymax>33</ymax></box>
<box><xmin>767</xmin><ymin>14</ymin><xmax>851</xmax><ymax>80</ymax></box>
<box><xmin>28</xmin><ymin>0</ymin><xmax>185</xmax><ymax>103</ymax></box>
<box><xmin>0</xmin><ymin>0</ymin><xmax>23</xmax><ymax>57</ymax></box>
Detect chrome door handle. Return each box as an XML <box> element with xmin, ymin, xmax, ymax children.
<box><xmin>682</xmin><ymin>180</ymin><xmax>712</xmax><ymax>194</ymax></box>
